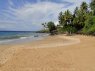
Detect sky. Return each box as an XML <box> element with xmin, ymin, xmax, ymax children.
<box><xmin>0</xmin><ymin>0</ymin><xmax>91</xmax><ymax>31</ymax></box>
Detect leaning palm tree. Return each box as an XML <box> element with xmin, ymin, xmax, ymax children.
<box><xmin>42</xmin><ymin>22</ymin><xmax>47</xmax><ymax>29</ymax></box>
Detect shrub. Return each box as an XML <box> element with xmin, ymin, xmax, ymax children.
<box><xmin>63</xmin><ymin>25</ymin><xmax>77</xmax><ymax>35</ymax></box>
<box><xmin>83</xmin><ymin>16</ymin><xmax>95</xmax><ymax>35</ymax></box>
<box><xmin>47</xmin><ymin>21</ymin><xmax>57</xmax><ymax>35</ymax></box>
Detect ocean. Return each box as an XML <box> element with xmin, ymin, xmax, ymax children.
<box><xmin>0</xmin><ymin>31</ymin><xmax>48</xmax><ymax>44</ymax></box>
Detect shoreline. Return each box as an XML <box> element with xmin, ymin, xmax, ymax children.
<box><xmin>0</xmin><ymin>35</ymin><xmax>79</xmax><ymax>65</ymax></box>
<box><xmin>0</xmin><ymin>34</ymin><xmax>95</xmax><ymax>71</ymax></box>
<box><xmin>0</xmin><ymin>33</ymin><xmax>48</xmax><ymax>45</ymax></box>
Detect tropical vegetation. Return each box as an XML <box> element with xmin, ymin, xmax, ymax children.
<box><xmin>42</xmin><ymin>0</ymin><xmax>95</xmax><ymax>35</ymax></box>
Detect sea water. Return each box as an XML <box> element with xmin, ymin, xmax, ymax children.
<box><xmin>0</xmin><ymin>31</ymin><xmax>48</xmax><ymax>44</ymax></box>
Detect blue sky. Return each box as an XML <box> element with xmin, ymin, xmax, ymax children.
<box><xmin>0</xmin><ymin>0</ymin><xmax>90</xmax><ymax>31</ymax></box>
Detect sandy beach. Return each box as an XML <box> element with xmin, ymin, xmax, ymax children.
<box><xmin>0</xmin><ymin>35</ymin><xmax>95</xmax><ymax>71</ymax></box>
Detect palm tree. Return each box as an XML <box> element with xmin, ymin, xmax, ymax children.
<box><xmin>73</xmin><ymin>7</ymin><xmax>79</xmax><ymax>18</ymax></box>
<box><xmin>90</xmin><ymin>0</ymin><xmax>95</xmax><ymax>15</ymax></box>
<box><xmin>75</xmin><ymin>2</ymin><xmax>88</xmax><ymax>30</ymax></box>
<box><xmin>80</xmin><ymin>2</ymin><xmax>88</xmax><ymax>13</ymax></box>
<box><xmin>58</xmin><ymin>12</ymin><xmax>65</xmax><ymax>26</ymax></box>
<box><xmin>73</xmin><ymin>7</ymin><xmax>80</xmax><ymax>30</ymax></box>
<box><xmin>64</xmin><ymin>10</ymin><xmax>72</xmax><ymax>25</ymax></box>
<box><xmin>58</xmin><ymin>12</ymin><xmax>66</xmax><ymax>27</ymax></box>
<box><xmin>42</xmin><ymin>22</ymin><xmax>47</xmax><ymax>29</ymax></box>
<box><xmin>73</xmin><ymin>8</ymin><xmax>86</xmax><ymax>31</ymax></box>
<box><xmin>80</xmin><ymin>2</ymin><xmax>88</xmax><ymax>22</ymax></box>
<box><xmin>58</xmin><ymin>10</ymin><xmax>75</xmax><ymax>34</ymax></box>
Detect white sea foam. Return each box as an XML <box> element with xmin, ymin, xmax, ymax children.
<box><xmin>0</xmin><ymin>34</ymin><xmax>48</xmax><ymax>44</ymax></box>
<box><xmin>20</xmin><ymin>37</ymin><xmax>28</xmax><ymax>39</ymax></box>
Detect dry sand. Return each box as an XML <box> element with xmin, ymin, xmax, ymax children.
<box><xmin>0</xmin><ymin>35</ymin><xmax>95</xmax><ymax>71</ymax></box>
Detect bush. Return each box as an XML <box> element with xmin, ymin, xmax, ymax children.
<box><xmin>47</xmin><ymin>21</ymin><xmax>57</xmax><ymax>35</ymax></box>
<box><xmin>83</xmin><ymin>16</ymin><xmax>95</xmax><ymax>35</ymax></box>
<box><xmin>63</xmin><ymin>25</ymin><xmax>77</xmax><ymax>35</ymax></box>
<box><xmin>57</xmin><ymin>27</ymin><xmax>65</xmax><ymax>34</ymax></box>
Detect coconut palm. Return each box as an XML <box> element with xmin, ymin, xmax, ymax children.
<box><xmin>73</xmin><ymin>7</ymin><xmax>79</xmax><ymax>18</ymax></box>
<box><xmin>90</xmin><ymin>0</ymin><xmax>95</xmax><ymax>15</ymax></box>
<box><xmin>58</xmin><ymin>12</ymin><xmax>65</xmax><ymax>26</ymax></box>
<box><xmin>80</xmin><ymin>2</ymin><xmax>88</xmax><ymax>13</ymax></box>
<box><xmin>64</xmin><ymin>10</ymin><xmax>72</xmax><ymax>25</ymax></box>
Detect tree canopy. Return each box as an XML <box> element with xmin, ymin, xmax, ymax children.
<box><xmin>42</xmin><ymin>1</ymin><xmax>95</xmax><ymax>35</ymax></box>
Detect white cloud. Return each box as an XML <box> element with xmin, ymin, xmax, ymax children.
<box><xmin>8</xmin><ymin>0</ymin><xmax>90</xmax><ymax>22</ymax></box>
<box><xmin>0</xmin><ymin>0</ymin><xmax>90</xmax><ymax>31</ymax></box>
<box><xmin>8</xmin><ymin>2</ymin><xmax>66</xmax><ymax>23</ymax></box>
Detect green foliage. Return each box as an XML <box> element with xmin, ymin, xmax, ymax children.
<box><xmin>58</xmin><ymin>10</ymin><xmax>72</xmax><ymax>26</ymax></box>
<box><xmin>90</xmin><ymin>0</ymin><xmax>95</xmax><ymax>15</ymax></box>
<box><xmin>83</xmin><ymin>16</ymin><xmax>95</xmax><ymax>35</ymax></box>
<box><xmin>58</xmin><ymin>1</ymin><xmax>89</xmax><ymax>34</ymax></box>
<box><xmin>80</xmin><ymin>2</ymin><xmax>88</xmax><ymax>12</ymax></box>
<box><xmin>37</xmin><ymin>29</ymin><xmax>49</xmax><ymax>33</ymax></box>
<box><xmin>58</xmin><ymin>12</ymin><xmax>64</xmax><ymax>25</ymax></box>
<box><xmin>47</xmin><ymin>22</ymin><xmax>55</xmax><ymax>31</ymax></box>
<box><xmin>42</xmin><ymin>21</ymin><xmax>57</xmax><ymax>35</ymax></box>
<box><xmin>63</xmin><ymin>25</ymin><xmax>77</xmax><ymax>34</ymax></box>
<box><xmin>42</xmin><ymin>1</ymin><xmax>95</xmax><ymax>36</ymax></box>
<box><xmin>47</xmin><ymin>21</ymin><xmax>57</xmax><ymax>35</ymax></box>
<box><xmin>57</xmin><ymin>27</ymin><xmax>65</xmax><ymax>34</ymax></box>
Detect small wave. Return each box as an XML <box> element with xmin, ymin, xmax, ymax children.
<box><xmin>0</xmin><ymin>33</ymin><xmax>48</xmax><ymax>44</ymax></box>
<box><xmin>0</xmin><ymin>39</ymin><xmax>14</xmax><ymax>44</ymax></box>
<box><xmin>20</xmin><ymin>37</ymin><xmax>28</xmax><ymax>39</ymax></box>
